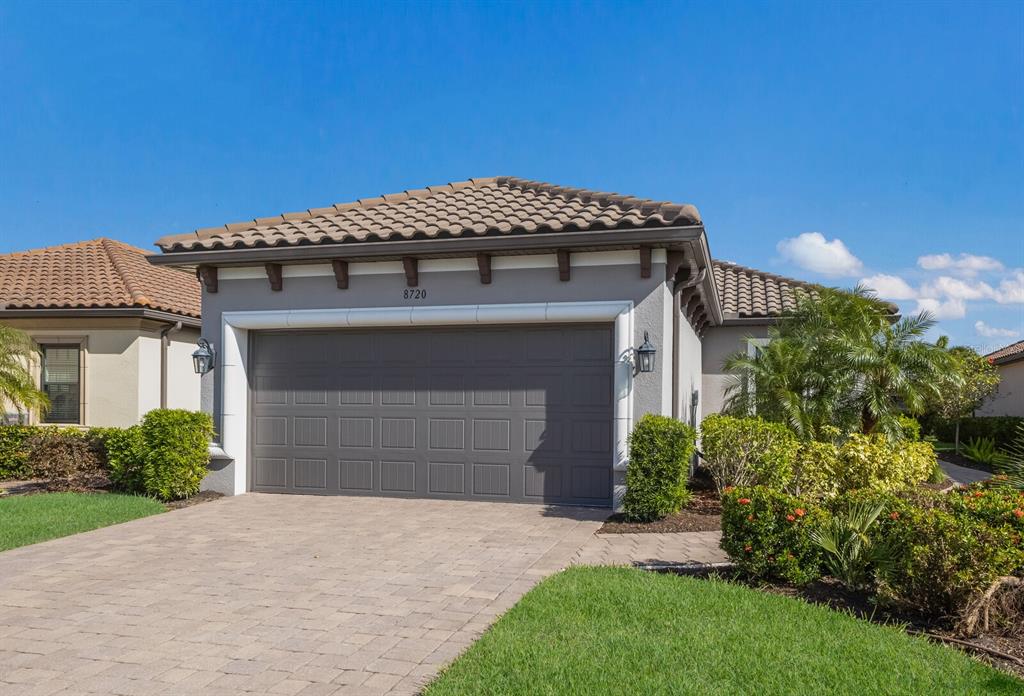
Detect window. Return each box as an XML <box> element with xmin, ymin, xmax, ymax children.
<box><xmin>40</xmin><ymin>345</ymin><xmax>80</xmax><ymax>424</ymax></box>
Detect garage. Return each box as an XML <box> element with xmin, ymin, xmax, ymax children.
<box><xmin>249</xmin><ymin>324</ymin><xmax>614</xmax><ymax>506</ymax></box>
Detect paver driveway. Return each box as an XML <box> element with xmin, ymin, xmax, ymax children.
<box><xmin>0</xmin><ymin>494</ymin><xmax>606</xmax><ymax>696</ymax></box>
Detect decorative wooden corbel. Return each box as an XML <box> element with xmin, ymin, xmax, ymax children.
<box><xmin>196</xmin><ymin>265</ymin><xmax>218</xmax><ymax>293</ymax></box>
<box><xmin>684</xmin><ymin>295</ymin><xmax>701</xmax><ymax>321</ymax></box>
<box><xmin>639</xmin><ymin>246</ymin><xmax>652</xmax><ymax>279</ymax></box>
<box><xmin>402</xmin><ymin>257</ymin><xmax>418</xmax><ymax>287</ymax></box>
<box><xmin>332</xmin><ymin>260</ymin><xmax>349</xmax><ymax>289</ymax></box>
<box><xmin>476</xmin><ymin>253</ymin><xmax>492</xmax><ymax>285</ymax></box>
<box><xmin>265</xmin><ymin>263</ymin><xmax>283</xmax><ymax>292</ymax></box>
<box><xmin>557</xmin><ymin>249</ymin><xmax>571</xmax><ymax>282</ymax></box>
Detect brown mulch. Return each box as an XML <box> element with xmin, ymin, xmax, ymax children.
<box><xmin>164</xmin><ymin>490</ymin><xmax>223</xmax><ymax>510</ymax></box>
<box><xmin>600</xmin><ymin>476</ymin><xmax>722</xmax><ymax>534</ymax></box>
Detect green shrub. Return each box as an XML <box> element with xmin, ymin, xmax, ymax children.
<box><xmin>896</xmin><ymin>415</ymin><xmax>922</xmax><ymax>442</ymax></box>
<box><xmin>921</xmin><ymin>415</ymin><xmax>1023</xmax><ymax>450</ymax></box>
<box><xmin>835</xmin><ymin>434</ymin><xmax>935</xmax><ymax>493</ymax></box>
<box><xmin>879</xmin><ymin>502</ymin><xmax>1024</xmax><ymax>619</ymax></box>
<box><xmin>720</xmin><ymin>486</ymin><xmax>825</xmax><ymax>585</ymax></box>
<box><xmin>623</xmin><ymin>414</ymin><xmax>696</xmax><ymax>522</ymax></box>
<box><xmin>699</xmin><ymin>415</ymin><xmax>798</xmax><ymax>494</ymax></box>
<box><xmin>790</xmin><ymin>438</ymin><xmax>841</xmax><ymax>499</ymax></box>
<box><xmin>808</xmin><ymin>499</ymin><xmax>895</xmax><ymax>590</ymax></box>
<box><xmin>140</xmin><ymin>409</ymin><xmax>213</xmax><ymax>501</ymax></box>
<box><xmin>24</xmin><ymin>428</ymin><xmax>104</xmax><ymax>490</ymax></box>
<box><xmin>0</xmin><ymin>425</ymin><xmax>35</xmax><ymax>480</ymax></box>
<box><xmin>961</xmin><ymin>437</ymin><xmax>1000</xmax><ymax>466</ymax></box>
<box><xmin>103</xmin><ymin>425</ymin><xmax>147</xmax><ymax>493</ymax></box>
<box><xmin>947</xmin><ymin>483</ymin><xmax>1024</xmax><ymax>544</ymax></box>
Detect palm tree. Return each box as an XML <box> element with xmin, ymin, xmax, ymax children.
<box><xmin>0</xmin><ymin>324</ymin><xmax>49</xmax><ymax>421</ymax></box>
<box><xmin>723</xmin><ymin>285</ymin><xmax>949</xmax><ymax>440</ymax></box>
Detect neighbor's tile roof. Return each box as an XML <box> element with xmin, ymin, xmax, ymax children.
<box><xmin>0</xmin><ymin>238</ymin><xmax>201</xmax><ymax>318</ymax></box>
<box><xmin>986</xmin><ymin>340</ymin><xmax>1024</xmax><ymax>365</ymax></box>
<box><xmin>712</xmin><ymin>260</ymin><xmax>818</xmax><ymax>319</ymax></box>
<box><xmin>156</xmin><ymin>176</ymin><xmax>702</xmax><ymax>252</ymax></box>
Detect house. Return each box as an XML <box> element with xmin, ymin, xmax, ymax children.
<box><xmin>149</xmin><ymin>177</ymin><xmax>807</xmax><ymax>507</ymax></box>
<box><xmin>0</xmin><ymin>238</ymin><xmax>202</xmax><ymax>427</ymax></box>
<box><xmin>977</xmin><ymin>339</ymin><xmax>1024</xmax><ymax>418</ymax></box>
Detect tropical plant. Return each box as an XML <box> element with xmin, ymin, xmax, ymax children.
<box><xmin>0</xmin><ymin>324</ymin><xmax>49</xmax><ymax>420</ymax></box>
<box><xmin>723</xmin><ymin>285</ymin><xmax>950</xmax><ymax>440</ymax></box>
<box><xmin>995</xmin><ymin>423</ymin><xmax>1024</xmax><ymax>490</ymax></box>
<box><xmin>809</xmin><ymin>500</ymin><xmax>894</xmax><ymax>590</ymax></box>
<box><xmin>961</xmin><ymin>437</ymin><xmax>1001</xmax><ymax>467</ymax></box>
<box><xmin>924</xmin><ymin>346</ymin><xmax>1000</xmax><ymax>453</ymax></box>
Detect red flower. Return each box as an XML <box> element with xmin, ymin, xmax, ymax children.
<box><xmin>724</xmin><ymin>486</ymin><xmax>736</xmax><ymax>493</ymax></box>
<box><xmin>889</xmin><ymin>511</ymin><xmax>900</xmax><ymax>520</ymax></box>
<box><xmin>973</xmin><ymin>491</ymin><xmax>985</xmax><ymax>498</ymax></box>
<box><xmin>1013</xmin><ymin>509</ymin><xmax>1023</xmax><ymax>519</ymax></box>
<box><xmin>786</xmin><ymin>514</ymin><xmax>796</xmax><ymax>522</ymax></box>
<box><xmin>794</xmin><ymin>508</ymin><xmax>805</xmax><ymax>517</ymax></box>
<box><xmin>744</xmin><ymin>545</ymin><xmax>752</xmax><ymax>553</ymax></box>
<box><xmin>746</xmin><ymin>514</ymin><xmax>754</xmax><ymax>522</ymax></box>
<box><xmin>738</xmin><ymin>498</ymin><xmax>751</xmax><ymax>505</ymax></box>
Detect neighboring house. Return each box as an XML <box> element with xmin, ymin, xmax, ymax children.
<box><xmin>977</xmin><ymin>340</ymin><xmax>1024</xmax><ymax>418</ymax></box>
<box><xmin>0</xmin><ymin>238</ymin><xmax>202</xmax><ymax>427</ymax></box>
<box><xmin>149</xmin><ymin>177</ymin><xmax>809</xmax><ymax>507</ymax></box>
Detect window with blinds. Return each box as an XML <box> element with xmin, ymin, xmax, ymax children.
<box><xmin>41</xmin><ymin>345</ymin><xmax>80</xmax><ymax>424</ymax></box>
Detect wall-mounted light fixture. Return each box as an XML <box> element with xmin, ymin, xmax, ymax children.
<box><xmin>192</xmin><ymin>338</ymin><xmax>216</xmax><ymax>375</ymax></box>
<box><xmin>636</xmin><ymin>331</ymin><xmax>657</xmax><ymax>374</ymax></box>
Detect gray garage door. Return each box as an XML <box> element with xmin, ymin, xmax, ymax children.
<box><xmin>249</xmin><ymin>325</ymin><xmax>614</xmax><ymax>506</ymax></box>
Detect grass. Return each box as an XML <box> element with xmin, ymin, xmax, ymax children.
<box><xmin>425</xmin><ymin>566</ymin><xmax>1023</xmax><ymax>696</ymax></box>
<box><xmin>0</xmin><ymin>492</ymin><xmax>165</xmax><ymax>551</ymax></box>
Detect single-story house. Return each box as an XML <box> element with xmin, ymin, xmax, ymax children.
<box><xmin>149</xmin><ymin>177</ymin><xmax>809</xmax><ymax>507</ymax></box>
<box><xmin>1</xmin><ymin>238</ymin><xmax>202</xmax><ymax>427</ymax></box>
<box><xmin>977</xmin><ymin>339</ymin><xmax>1024</xmax><ymax>418</ymax></box>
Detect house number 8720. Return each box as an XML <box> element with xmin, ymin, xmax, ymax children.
<box><xmin>403</xmin><ymin>289</ymin><xmax>427</xmax><ymax>300</ymax></box>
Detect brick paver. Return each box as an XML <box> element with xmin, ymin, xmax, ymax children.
<box><xmin>573</xmin><ymin>530</ymin><xmax>727</xmax><ymax>566</ymax></box>
<box><xmin>0</xmin><ymin>494</ymin><xmax>606</xmax><ymax>695</ymax></box>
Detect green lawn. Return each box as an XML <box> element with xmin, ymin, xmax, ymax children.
<box><xmin>0</xmin><ymin>492</ymin><xmax>165</xmax><ymax>551</ymax></box>
<box><xmin>426</xmin><ymin>566</ymin><xmax>1022</xmax><ymax>696</ymax></box>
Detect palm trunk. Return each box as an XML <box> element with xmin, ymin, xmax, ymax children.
<box><xmin>955</xmin><ymin>419</ymin><xmax>961</xmax><ymax>455</ymax></box>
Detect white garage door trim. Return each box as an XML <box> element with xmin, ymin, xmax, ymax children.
<box><xmin>219</xmin><ymin>301</ymin><xmax>635</xmax><ymax>503</ymax></box>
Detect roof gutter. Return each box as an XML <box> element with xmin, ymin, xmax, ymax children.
<box><xmin>0</xmin><ymin>307</ymin><xmax>201</xmax><ymax>328</ymax></box>
<box><xmin>146</xmin><ymin>225</ymin><xmax>707</xmax><ymax>268</ymax></box>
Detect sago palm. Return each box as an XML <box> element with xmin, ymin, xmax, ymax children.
<box><xmin>0</xmin><ymin>324</ymin><xmax>49</xmax><ymax>419</ymax></box>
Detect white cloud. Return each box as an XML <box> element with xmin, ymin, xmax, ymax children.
<box><xmin>975</xmin><ymin>320</ymin><xmax>1020</xmax><ymax>339</ymax></box>
<box><xmin>919</xmin><ymin>276</ymin><xmax>995</xmax><ymax>302</ymax></box>
<box><xmin>777</xmin><ymin>232</ymin><xmax>863</xmax><ymax>277</ymax></box>
<box><xmin>860</xmin><ymin>273</ymin><xmax>917</xmax><ymax>300</ymax></box>
<box><xmin>917</xmin><ymin>253</ymin><xmax>1004</xmax><ymax>276</ymax></box>
<box><xmin>915</xmin><ymin>297</ymin><xmax>966</xmax><ymax>320</ymax></box>
<box><xmin>994</xmin><ymin>271</ymin><xmax>1024</xmax><ymax>304</ymax></box>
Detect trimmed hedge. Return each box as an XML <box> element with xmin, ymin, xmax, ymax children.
<box><xmin>0</xmin><ymin>410</ymin><xmax>213</xmax><ymax>500</ymax></box>
<box><xmin>720</xmin><ymin>486</ymin><xmax>826</xmax><ymax>585</ymax></box>
<box><xmin>921</xmin><ymin>415</ymin><xmax>1024</xmax><ymax>450</ymax></box>
<box><xmin>699</xmin><ymin>415</ymin><xmax>798</xmax><ymax>494</ymax></box>
<box><xmin>623</xmin><ymin>414</ymin><xmax>696</xmax><ymax>522</ymax></box>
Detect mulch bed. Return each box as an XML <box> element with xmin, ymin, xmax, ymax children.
<box><xmin>164</xmin><ymin>490</ymin><xmax>223</xmax><ymax>510</ymax></box>
<box><xmin>600</xmin><ymin>474</ymin><xmax>722</xmax><ymax>534</ymax></box>
<box><xmin>0</xmin><ymin>478</ymin><xmax>223</xmax><ymax>509</ymax></box>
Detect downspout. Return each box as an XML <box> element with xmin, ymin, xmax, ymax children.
<box><xmin>159</xmin><ymin>321</ymin><xmax>183</xmax><ymax>409</ymax></box>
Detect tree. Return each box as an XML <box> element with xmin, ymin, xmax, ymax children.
<box><xmin>723</xmin><ymin>285</ymin><xmax>950</xmax><ymax>440</ymax></box>
<box><xmin>0</xmin><ymin>324</ymin><xmax>49</xmax><ymax>421</ymax></box>
<box><xmin>925</xmin><ymin>345</ymin><xmax>1000</xmax><ymax>453</ymax></box>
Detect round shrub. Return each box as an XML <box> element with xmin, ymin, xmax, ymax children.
<box><xmin>0</xmin><ymin>425</ymin><xmax>35</xmax><ymax>480</ymax></box>
<box><xmin>103</xmin><ymin>425</ymin><xmax>147</xmax><ymax>494</ymax></box>
<box><xmin>720</xmin><ymin>486</ymin><xmax>825</xmax><ymax>585</ymax></box>
<box><xmin>699</xmin><ymin>415</ymin><xmax>798</xmax><ymax>494</ymax></box>
<box><xmin>836</xmin><ymin>434</ymin><xmax>935</xmax><ymax>493</ymax></box>
<box><xmin>24</xmin><ymin>429</ymin><xmax>104</xmax><ymax>490</ymax></box>
<box><xmin>623</xmin><ymin>414</ymin><xmax>696</xmax><ymax>522</ymax></box>
<box><xmin>140</xmin><ymin>409</ymin><xmax>214</xmax><ymax>501</ymax></box>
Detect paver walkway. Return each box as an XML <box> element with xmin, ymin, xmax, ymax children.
<box><xmin>939</xmin><ymin>458</ymin><xmax>991</xmax><ymax>485</ymax></box>
<box><xmin>574</xmin><ymin>530</ymin><xmax>727</xmax><ymax>566</ymax></box>
<box><xmin>0</xmin><ymin>494</ymin><xmax>606</xmax><ymax>696</ymax></box>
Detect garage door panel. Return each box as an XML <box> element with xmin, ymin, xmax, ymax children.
<box><xmin>251</xmin><ymin>325</ymin><xmax>613</xmax><ymax>505</ymax></box>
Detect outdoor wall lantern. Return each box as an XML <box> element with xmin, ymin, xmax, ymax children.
<box><xmin>636</xmin><ymin>332</ymin><xmax>657</xmax><ymax>374</ymax></box>
<box><xmin>192</xmin><ymin>338</ymin><xmax>216</xmax><ymax>375</ymax></box>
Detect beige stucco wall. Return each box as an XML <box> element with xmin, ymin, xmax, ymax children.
<box><xmin>977</xmin><ymin>360</ymin><xmax>1024</xmax><ymax>418</ymax></box>
<box><xmin>700</xmin><ymin>323</ymin><xmax>771</xmax><ymax>417</ymax></box>
<box><xmin>0</xmin><ymin>317</ymin><xmax>201</xmax><ymax>427</ymax></box>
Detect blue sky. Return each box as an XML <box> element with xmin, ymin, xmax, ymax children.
<box><xmin>1</xmin><ymin>1</ymin><xmax>1021</xmax><ymax>350</ymax></box>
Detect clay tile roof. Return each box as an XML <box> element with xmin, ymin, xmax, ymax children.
<box><xmin>712</xmin><ymin>260</ymin><xmax>818</xmax><ymax>319</ymax></box>
<box><xmin>0</xmin><ymin>238</ymin><xmax>201</xmax><ymax>319</ymax></box>
<box><xmin>155</xmin><ymin>176</ymin><xmax>703</xmax><ymax>253</ymax></box>
<box><xmin>986</xmin><ymin>340</ymin><xmax>1024</xmax><ymax>365</ymax></box>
